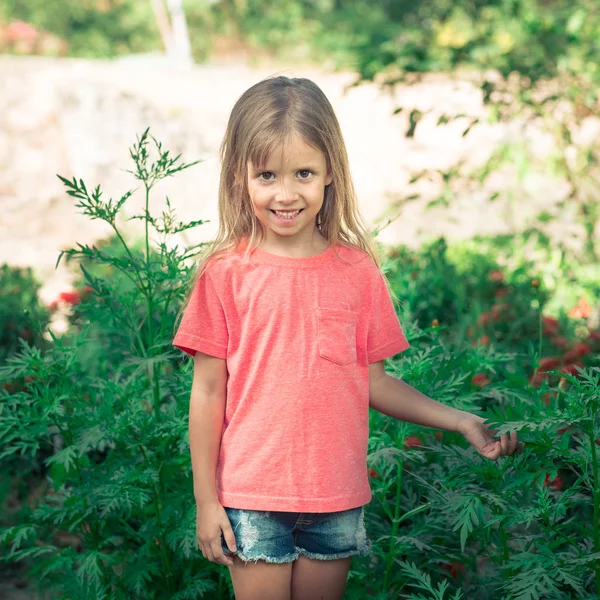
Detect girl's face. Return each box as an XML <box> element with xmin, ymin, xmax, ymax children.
<box><xmin>246</xmin><ymin>133</ymin><xmax>332</xmax><ymax>250</ymax></box>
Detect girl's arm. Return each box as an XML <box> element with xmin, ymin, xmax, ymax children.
<box><xmin>189</xmin><ymin>351</ymin><xmax>228</xmax><ymax>505</ymax></box>
<box><xmin>368</xmin><ymin>360</ymin><xmax>523</xmax><ymax>459</ymax></box>
<box><xmin>368</xmin><ymin>360</ymin><xmax>467</xmax><ymax>432</ymax></box>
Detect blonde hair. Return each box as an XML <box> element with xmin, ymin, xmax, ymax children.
<box><xmin>175</xmin><ymin>75</ymin><xmax>400</xmax><ymax>330</ymax></box>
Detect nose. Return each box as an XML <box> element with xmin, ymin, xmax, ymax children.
<box><xmin>274</xmin><ymin>178</ymin><xmax>299</xmax><ymax>203</ymax></box>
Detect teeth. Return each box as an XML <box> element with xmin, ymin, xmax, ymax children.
<box><xmin>275</xmin><ymin>210</ymin><xmax>300</xmax><ymax>218</ymax></box>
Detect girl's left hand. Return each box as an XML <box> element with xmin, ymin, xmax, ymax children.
<box><xmin>457</xmin><ymin>415</ymin><xmax>524</xmax><ymax>460</ymax></box>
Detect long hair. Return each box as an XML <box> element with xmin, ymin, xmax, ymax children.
<box><xmin>175</xmin><ymin>75</ymin><xmax>400</xmax><ymax>329</ymax></box>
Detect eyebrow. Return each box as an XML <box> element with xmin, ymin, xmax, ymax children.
<box><xmin>252</xmin><ymin>164</ymin><xmax>321</xmax><ymax>172</ymax></box>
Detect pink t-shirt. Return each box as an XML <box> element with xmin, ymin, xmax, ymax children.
<box><xmin>173</xmin><ymin>238</ymin><xmax>410</xmax><ymax>512</ymax></box>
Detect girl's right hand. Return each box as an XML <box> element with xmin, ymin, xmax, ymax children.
<box><xmin>196</xmin><ymin>501</ymin><xmax>237</xmax><ymax>566</ymax></box>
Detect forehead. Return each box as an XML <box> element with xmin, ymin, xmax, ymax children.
<box><xmin>249</xmin><ymin>134</ymin><xmax>326</xmax><ymax>169</ymax></box>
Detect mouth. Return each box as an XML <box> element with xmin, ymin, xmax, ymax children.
<box><xmin>270</xmin><ymin>209</ymin><xmax>304</xmax><ymax>222</ymax></box>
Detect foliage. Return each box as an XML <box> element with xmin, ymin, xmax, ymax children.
<box><xmin>383</xmin><ymin>232</ymin><xmax>600</xmax><ymax>364</ymax></box>
<box><xmin>366</xmin><ymin>334</ymin><xmax>600</xmax><ymax>598</ymax></box>
<box><xmin>1</xmin><ymin>0</ymin><xmax>160</xmax><ymax>58</ymax></box>
<box><xmin>0</xmin><ymin>264</ymin><xmax>50</xmax><ymax>365</ymax></box>
<box><xmin>0</xmin><ymin>130</ymin><xmax>227</xmax><ymax>599</ymax></box>
<box><xmin>5</xmin><ymin>1</ymin><xmax>599</xmax><ymax>82</ymax></box>
<box><xmin>320</xmin><ymin>0</ymin><xmax>600</xmax><ymax>84</ymax></box>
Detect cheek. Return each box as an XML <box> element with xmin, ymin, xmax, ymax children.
<box><xmin>247</xmin><ymin>186</ymin><xmax>265</xmax><ymax>207</ymax></box>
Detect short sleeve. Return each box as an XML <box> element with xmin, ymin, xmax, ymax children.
<box><xmin>367</xmin><ymin>267</ymin><xmax>410</xmax><ymax>363</ymax></box>
<box><xmin>173</xmin><ymin>269</ymin><xmax>228</xmax><ymax>359</ymax></box>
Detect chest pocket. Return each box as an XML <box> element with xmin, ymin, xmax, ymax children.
<box><xmin>317</xmin><ymin>307</ymin><xmax>358</xmax><ymax>366</ymax></box>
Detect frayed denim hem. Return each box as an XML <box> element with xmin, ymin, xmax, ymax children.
<box><xmin>295</xmin><ymin>547</ymin><xmax>361</xmax><ymax>561</ymax></box>
<box><xmin>229</xmin><ymin>541</ymin><xmax>372</xmax><ymax>564</ymax></box>
<box><xmin>233</xmin><ymin>550</ymin><xmax>300</xmax><ymax>564</ymax></box>
<box><xmin>296</xmin><ymin>537</ymin><xmax>372</xmax><ymax>561</ymax></box>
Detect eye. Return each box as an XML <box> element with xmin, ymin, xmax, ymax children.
<box><xmin>258</xmin><ymin>172</ymin><xmax>275</xmax><ymax>181</ymax></box>
<box><xmin>298</xmin><ymin>169</ymin><xmax>314</xmax><ymax>179</ymax></box>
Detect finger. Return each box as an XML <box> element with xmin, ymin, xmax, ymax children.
<box><xmin>500</xmin><ymin>433</ymin><xmax>509</xmax><ymax>455</ymax></box>
<box><xmin>491</xmin><ymin>441</ymin><xmax>502</xmax><ymax>461</ymax></box>
<box><xmin>205</xmin><ymin>545</ymin><xmax>216</xmax><ymax>564</ymax></box>
<box><xmin>223</xmin><ymin>526</ymin><xmax>237</xmax><ymax>554</ymax></box>
<box><xmin>199</xmin><ymin>541</ymin><xmax>211</xmax><ymax>561</ymax></box>
<box><xmin>211</xmin><ymin>540</ymin><xmax>234</xmax><ymax>566</ymax></box>
<box><xmin>510</xmin><ymin>431</ymin><xmax>519</xmax><ymax>454</ymax></box>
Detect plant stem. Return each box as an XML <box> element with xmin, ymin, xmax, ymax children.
<box><xmin>139</xmin><ymin>444</ymin><xmax>175</xmax><ymax>595</ymax></box>
<box><xmin>500</xmin><ymin>525</ymin><xmax>509</xmax><ymax>562</ymax></box>
<box><xmin>137</xmin><ymin>182</ymin><xmax>175</xmax><ymax>594</ymax></box>
<box><xmin>589</xmin><ymin>428</ymin><xmax>600</xmax><ymax>596</ymax></box>
<box><xmin>142</xmin><ymin>183</ymin><xmax>162</xmax><ymax>416</ymax></box>
<box><xmin>110</xmin><ymin>224</ymin><xmax>143</xmax><ymax>288</ymax></box>
<box><xmin>382</xmin><ymin>457</ymin><xmax>403</xmax><ymax>593</ymax></box>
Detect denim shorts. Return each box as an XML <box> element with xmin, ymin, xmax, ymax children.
<box><xmin>220</xmin><ymin>505</ymin><xmax>372</xmax><ymax>564</ymax></box>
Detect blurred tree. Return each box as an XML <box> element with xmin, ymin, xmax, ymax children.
<box><xmin>2</xmin><ymin>0</ymin><xmax>161</xmax><ymax>57</ymax></box>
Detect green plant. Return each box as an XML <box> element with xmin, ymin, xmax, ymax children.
<box><xmin>364</xmin><ymin>321</ymin><xmax>600</xmax><ymax>598</ymax></box>
<box><xmin>0</xmin><ymin>129</ymin><xmax>235</xmax><ymax>599</ymax></box>
<box><xmin>0</xmin><ymin>264</ymin><xmax>50</xmax><ymax>365</ymax></box>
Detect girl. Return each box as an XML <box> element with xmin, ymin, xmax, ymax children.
<box><xmin>173</xmin><ymin>75</ymin><xmax>524</xmax><ymax>600</ymax></box>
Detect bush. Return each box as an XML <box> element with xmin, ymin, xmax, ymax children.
<box><xmin>0</xmin><ymin>130</ymin><xmax>232</xmax><ymax>599</ymax></box>
<box><xmin>0</xmin><ymin>264</ymin><xmax>51</xmax><ymax>366</ymax></box>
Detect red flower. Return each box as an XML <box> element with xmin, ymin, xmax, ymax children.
<box><xmin>441</xmin><ymin>561</ymin><xmax>466</xmax><ymax>579</ymax></box>
<box><xmin>539</xmin><ymin>357</ymin><xmax>561</xmax><ymax>371</ymax></box>
<box><xmin>59</xmin><ymin>290</ymin><xmax>81</xmax><ymax>305</ymax></box>
<box><xmin>478</xmin><ymin>312</ymin><xmax>491</xmax><ymax>325</ymax></box>
<box><xmin>403</xmin><ymin>435</ymin><xmax>424</xmax><ymax>450</ymax></box>
<box><xmin>472</xmin><ymin>374</ymin><xmax>490</xmax><ymax>388</ymax></box>
<box><xmin>488</xmin><ymin>270</ymin><xmax>504</xmax><ymax>282</ymax></box>
<box><xmin>542</xmin><ymin>316</ymin><xmax>559</xmax><ymax>336</ymax></box>
<box><xmin>543</xmin><ymin>474</ymin><xmax>563</xmax><ymax>491</ymax></box>
<box><xmin>563</xmin><ymin>342</ymin><xmax>593</xmax><ymax>363</ymax></box>
<box><xmin>559</xmin><ymin>362</ymin><xmax>584</xmax><ymax>376</ymax></box>
<box><xmin>490</xmin><ymin>303</ymin><xmax>511</xmax><ymax>321</ymax></box>
<box><xmin>2</xmin><ymin>381</ymin><xmax>15</xmax><ymax>393</ymax></box>
<box><xmin>5</xmin><ymin>20</ymin><xmax>38</xmax><ymax>42</ymax></box>
<box><xmin>530</xmin><ymin>371</ymin><xmax>550</xmax><ymax>387</ymax></box>
<box><xmin>568</xmin><ymin>297</ymin><xmax>591</xmax><ymax>319</ymax></box>
<box><xmin>82</xmin><ymin>285</ymin><xmax>94</xmax><ymax>296</ymax></box>
<box><xmin>471</xmin><ymin>335</ymin><xmax>491</xmax><ymax>347</ymax></box>
<box><xmin>368</xmin><ymin>468</ymin><xmax>380</xmax><ymax>479</ymax></box>
<box><xmin>551</xmin><ymin>336</ymin><xmax>568</xmax><ymax>348</ymax></box>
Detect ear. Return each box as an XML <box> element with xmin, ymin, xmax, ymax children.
<box><xmin>325</xmin><ymin>171</ymin><xmax>333</xmax><ymax>186</ymax></box>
